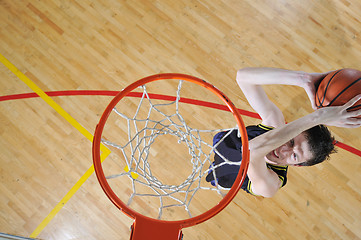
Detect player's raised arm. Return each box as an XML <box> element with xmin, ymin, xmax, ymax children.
<box><xmin>236</xmin><ymin>67</ymin><xmax>329</xmax><ymax>118</ymax></box>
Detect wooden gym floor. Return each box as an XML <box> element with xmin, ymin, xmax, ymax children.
<box><xmin>1</xmin><ymin>1</ymin><xmax>361</xmax><ymax>239</ymax></box>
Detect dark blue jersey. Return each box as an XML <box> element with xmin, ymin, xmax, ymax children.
<box><xmin>206</xmin><ymin>124</ymin><xmax>288</xmax><ymax>195</ymax></box>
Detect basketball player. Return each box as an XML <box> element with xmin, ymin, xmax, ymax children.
<box><xmin>206</xmin><ymin>67</ymin><xmax>361</xmax><ymax>198</ymax></box>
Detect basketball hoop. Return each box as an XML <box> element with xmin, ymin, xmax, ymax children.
<box><xmin>92</xmin><ymin>73</ymin><xmax>249</xmax><ymax>239</ymax></box>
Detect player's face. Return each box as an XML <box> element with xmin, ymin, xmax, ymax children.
<box><xmin>265</xmin><ymin>132</ymin><xmax>313</xmax><ymax>166</ymax></box>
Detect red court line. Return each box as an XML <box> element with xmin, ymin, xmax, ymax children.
<box><xmin>1</xmin><ymin>90</ymin><xmax>360</xmax><ymax>158</ymax></box>
<box><xmin>334</xmin><ymin>141</ymin><xmax>361</xmax><ymax>157</ymax></box>
<box><xmin>0</xmin><ymin>90</ymin><xmax>261</xmax><ymax>119</ymax></box>
<box><xmin>0</xmin><ymin>90</ymin><xmax>120</xmax><ymax>100</ymax></box>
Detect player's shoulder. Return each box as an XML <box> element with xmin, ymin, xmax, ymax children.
<box><xmin>245</xmin><ymin>124</ymin><xmax>274</xmax><ymax>140</ymax></box>
<box><xmin>260</xmin><ymin>112</ymin><xmax>286</xmax><ymax>129</ymax></box>
<box><xmin>257</xmin><ymin>124</ymin><xmax>274</xmax><ymax>131</ymax></box>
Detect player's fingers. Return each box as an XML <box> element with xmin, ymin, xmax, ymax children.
<box><xmin>348</xmin><ymin>109</ymin><xmax>361</xmax><ymax>118</ymax></box>
<box><xmin>345</xmin><ymin>116</ymin><xmax>361</xmax><ymax>124</ymax></box>
<box><xmin>344</xmin><ymin>94</ymin><xmax>361</xmax><ymax>108</ymax></box>
<box><xmin>334</xmin><ymin>121</ymin><xmax>361</xmax><ymax>128</ymax></box>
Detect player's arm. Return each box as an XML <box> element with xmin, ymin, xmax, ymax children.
<box><xmin>236</xmin><ymin>67</ymin><xmax>330</xmax><ymax>121</ymax></box>
<box><xmin>246</xmin><ymin>95</ymin><xmax>361</xmax><ymax>197</ymax></box>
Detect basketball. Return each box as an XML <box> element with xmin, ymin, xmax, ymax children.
<box><xmin>315</xmin><ymin>68</ymin><xmax>361</xmax><ymax>117</ymax></box>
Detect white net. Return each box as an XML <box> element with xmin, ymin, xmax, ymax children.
<box><xmin>100</xmin><ymin>79</ymin><xmax>243</xmax><ymax>220</ymax></box>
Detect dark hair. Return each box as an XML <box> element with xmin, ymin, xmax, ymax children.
<box><xmin>297</xmin><ymin>125</ymin><xmax>336</xmax><ymax>166</ymax></box>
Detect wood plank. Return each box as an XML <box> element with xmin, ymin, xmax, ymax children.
<box><xmin>1</xmin><ymin>0</ymin><xmax>360</xmax><ymax>239</ymax></box>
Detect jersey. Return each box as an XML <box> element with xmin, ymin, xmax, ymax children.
<box><xmin>205</xmin><ymin>124</ymin><xmax>288</xmax><ymax>196</ymax></box>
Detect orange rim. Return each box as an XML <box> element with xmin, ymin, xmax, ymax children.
<box><xmin>92</xmin><ymin>73</ymin><xmax>249</xmax><ymax>230</ymax></box>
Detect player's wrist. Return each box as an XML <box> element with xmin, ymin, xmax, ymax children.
<box><xmin>297</xmin><ymin>72</ymin><xmax>313</xmax><ymax>87</ymax></box>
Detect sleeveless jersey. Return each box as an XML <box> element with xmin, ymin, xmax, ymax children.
<box><xmin>206</xmin><ymin>124</ymin><xmax>288</xmax><ymax>196</ymax></box>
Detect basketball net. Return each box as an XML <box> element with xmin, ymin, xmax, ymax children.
<box><xmin>103</xmin><ymin>80</ymin><xmax>237</xmax><ymax>217</ymax></box>
<box><xmin>93</xmin><ymin>74</ymin><xmax>249</xmax><ymax>240</ymax></box>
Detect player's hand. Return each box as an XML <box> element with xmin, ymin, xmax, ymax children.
<box><xmin>316</xmin><ymin>94</ymin><xmax>361</xmax><ymax>128</ymax></box>
<box><xmin>303</xmin><ymin>71</ymin><xmax>333</xmax><ymax>110</ymax></box>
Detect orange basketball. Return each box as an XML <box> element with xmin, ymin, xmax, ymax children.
<box><xmin>315</xmin><ymin>68</ymin><xmax>361</xmax><ymax>118</ymax></box>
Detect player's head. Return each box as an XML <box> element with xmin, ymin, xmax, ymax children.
<box><xmin>265</xmin><ymin>125</ymin><xmax>336</xmax><ymax>167</ymax></box>
<box><xmin>296</xmin><ymin>125</ymin><xmax>336</xmax><ymax>166</ymax></box>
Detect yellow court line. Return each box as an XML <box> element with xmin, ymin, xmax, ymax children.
<box><xmin>30</xmin><ymin>151</ymin><xmax>110</xmax><ymax>238</ymax></box>
<box><xmin>0</xmin><ymin>53</ymin><xmax>96</xmax><ymax>142</ymax></box>
<box><xmin>0</xmin><ymin>53</ymin><xmax>111</xmax><ymax>237</ymax></box>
